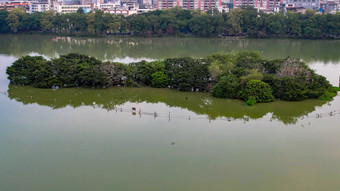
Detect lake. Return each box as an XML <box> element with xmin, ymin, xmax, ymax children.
<box><xmin>1</xmin><ymin>35</ymin><xmax>340</xmax><ymax>191</ymax></box>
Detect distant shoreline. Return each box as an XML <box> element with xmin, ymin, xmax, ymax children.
<box><xmin>1</xmin><ymin>7</ymin><xmax>339</xmax><ymax>40</ymax></box>
<box><xmin>1</xmin><ymin>32</ymin><xmax>339</xmax><ymax>40</ymax></box>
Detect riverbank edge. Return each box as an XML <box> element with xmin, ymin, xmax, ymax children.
<box><xmin>1</xmin><ymin>32</ymin><xmax>339</xmax><ymax>40</ymax></box>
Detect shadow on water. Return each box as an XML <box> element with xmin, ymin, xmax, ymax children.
<box><xmin>1</xmin><ymin>35</ymin><xmax>340</xmax><ymax>63</ymax></box>
<box><xmin>7</xmin><ymin>85</ymin><xmax>327</xmax><ymax>125</ymax></box>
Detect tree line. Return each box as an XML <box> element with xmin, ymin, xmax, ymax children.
<box><xmin>6</xmin><ymin>51</ymin><xmax>338</xmax><ymax>105</ymax></box>
<box><xmin>0</xmin><ymin>6</ymin><xmax>340</xmax><ymax>38</ymax></box>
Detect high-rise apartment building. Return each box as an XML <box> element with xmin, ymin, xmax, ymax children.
<box><xmin>156</xmin><ymin>0</ymin><xmax>221</xmax><ymax>10</ymax></box>
<box><xmin>233</xmin><ymin>0</ymin><xmax>283</xmax><ymax>9</ymax></box>
<box><xmin>81</xmin><ymin>0</ymin><xmax>92</xmax><ymax>5</ymax></box>
<box><xmin>157</xmin><ymin>0</ymin><xmax>175</xmax><ymax>9</ymax></box>
<box><xmin>285</xmin><ymin>0</ymin><xmax>319</xmax><ymax>10</ymax></box>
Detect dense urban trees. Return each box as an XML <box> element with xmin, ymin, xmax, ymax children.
<box><xmin>7</xmin><ymin>51</ymin><xmax>338</xmax><ymax>105</ymax></box>
<box><xmin>0</xmin><ymin>7</ymin><xmax>340</xmax><ymax>38</ymax></box>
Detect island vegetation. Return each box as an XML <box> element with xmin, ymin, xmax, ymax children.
<box><xmin>1</xmin><ymin>6</ymin><xmax>340</xmax><ymax>38</ymax></box>
<box><xmin>6</xmin><ymin>51</ymin><xmax>339</xmax><ymax>105</ymax></box>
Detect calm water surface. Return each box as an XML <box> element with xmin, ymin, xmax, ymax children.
<box><xmin>1</xmin><ymin>35</ymin><xmax>340</xmax><ymax>191</ymax></box>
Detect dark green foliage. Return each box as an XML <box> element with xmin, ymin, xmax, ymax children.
<box><xmin>1</xmin><ymin>7</ymin><xmax>340</xmax><ymax>38</ymax></box>
<box><xmin>306</xmin><ymin>74</ymin><xmax>332</xmax><ymax>98</ymax></box>
<box><xmin>231</xmin><ymin>67</ymin><xmax>247</xmax><ymax>78</ymax></box>
<box><xmin>212</xmin><ymin>75</ymin><xmax>240</xmax><ymax>98</ymax></box>
<box><xmin>273</xmin><ymin>77</ymin><xmax>307</xmax><ymax>101</ymax></box>
<box><xmin>261</xmin><ymin>59</ymin><xmax>283</xmax><ymax>74</ymax></box>
<box><xmin>165</xmin><ymin>57</ymin><xmax>211</xmax><ymax>91</ymax></box>
<box><xmin>6</xmin><ymin>55</ymin><xmax>47</xmax><ymax>85</ymax></box>
<box><xmin>0</xmin><ymin>9</ymin><xmax>10</xmax><ymax>33</ymax></box>
<box><xmin>241</xmin><ymin>80</ymin><xmax>274</xmax><ymax>103</ymax></box>
<box><xmin>6</xmin><ymin>53</ymin><xmax>109</xmax><ymax>88</ymax></box>
<box><xmin>51</xmin><ymin>53</ymin><xmax>109</xmax><ymax>87</ymax></box>
<box><xmin>77</xmin><ymin>8</ymin><xmax>84</xmax><ymax>14</ymax></box>
<box><xmin>262</xmin><ymin>74</ymin><xmax>275</xmax><ymax>88</ymax></box>
<box><xmin>128</xmin><ymin>60</ymin><xmax>165</xmax><ymax>86</ymax></box>
<box><xmin>234</xmin><ymin>51</ymin><xmax>263</xmax><ymax>69</ymax></box>
<box><xmin>151</xmin><ymin>71</ymin><xmax>169</xmax><ymax>88</ymax></box>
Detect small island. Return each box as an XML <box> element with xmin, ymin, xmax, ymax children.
<box><xmin>6</xmin><ymin>51</ymin><xmax>339</xmax><ymax>105</ymax></box>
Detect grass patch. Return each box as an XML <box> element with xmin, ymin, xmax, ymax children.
<box><xmin>318</xmin><ymin>87</ymin><xmax>339</xmax><ymax>101</ymax></box>
<box><xmin>332</xmin><ymin>86</ymin><xmax>340</xmax><ymax>91</ymax></box>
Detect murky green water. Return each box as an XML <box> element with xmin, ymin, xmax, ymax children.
<box><xmin>1</xmin><ymin>35</ymin><xmax>340</xmax><ymax>191</ymax></box>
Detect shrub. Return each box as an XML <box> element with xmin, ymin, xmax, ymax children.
<box><xmin>151</xmin><ymin>71</ymin><xmax>169</xmax><ymax>88</ymax></box>
<box><xmin>333</xmin><ymin>87</ymin><xmax>340</xmax><ymax>91</ymax></box>
<box><xmin>273</xmin><ymin>77</ymin><xmax>307</xmax><ymax>101</ymax></box>
<box><xmin>231</xmin><ymin>67</ymin><xmax>247</xmax><ymax>78</ymax></box>
<box><xmin>246</xmin><ymin>97</ymin><xmax>256</xmax><ymax>106</ymax></box>
<box><xmin>306</xmin><ymin>74</ymin><xmax>332</xmax><ymax>98</ymax></box>
<box><xmin>234</xmin><ymin>51</ymin><xmax>263</xmax><ymax>69</ymax></box>
<box><xmin>239</xmin><ymin>69</ymin><xmax>263</xmax><ymax>83</ymax></box>
<box><xmin>318</xmin><ymin>88</ymin><xmax>337</xmax><ymax>101</ymax></box>
<box><xmin>241</xmin><ymin>80</ymin><xmax>274</xmax><ymax>103</ymax></box>
<box><xmin>211</xmin><ymin>74</ymin><xmax>240</xmax><ymax>98</ymax></box>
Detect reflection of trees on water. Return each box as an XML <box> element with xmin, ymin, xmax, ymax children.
<box><xmin>7</xmin><ymin>85</ymin><xmax>327</xmax><ymax>124</ymax></box>
<box><xmin>1</xmin><ymin>35</ymin><xmax>340</xmax><ymax>63</ymax></box>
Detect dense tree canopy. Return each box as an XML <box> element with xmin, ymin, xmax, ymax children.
<box><xmin>7</xmin><ymin>51</ymin><xmax>338</xmax><ymax>105</ymax></box>
<box><xmin>1</xmin><ymin>7</ymin><xmax>340</xmax><ymax>38</ymax></box>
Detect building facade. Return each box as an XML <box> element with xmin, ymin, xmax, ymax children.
<box><xmin>29</xmin><ymin>3</ymin><xmax>51</xmax><ymax>13</ymax></box>
<box><xmin>56</xmin><ymin>4</ymin><xmax>91</xmax><ymax>13</ymax></box>
<box><xmin>156</xmin><ymin>0</ymin><xmax>222</xmax><ymax>10</ymax></box>
<box><xmin>285</xmin><ymin>0</ymin><xmax>320</xmax><ymax>10</ymax></box>
<box><xmin>0</xmin><ymin>1</ymin><xmax>30</xmax><ymax>12</ymax></box>
<box><xmin>233</xmin><ymin>0</ymin><xmax>283</xmax><ymax>9</ymax></box>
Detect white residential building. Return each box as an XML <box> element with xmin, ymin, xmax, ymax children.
<box><xmin>93</xmin><ymin>2</ymin><xmax>120</xmax><ymax>10</ymax></box>
<box><xmin>29</xmin><ymin>3</ymin><xmax>51</xmax><ymax>13</ymax></box>
<box><xmin>56</xmin><ymin>4</ymin><xmax>91</xmax><ymax>13</ymax></box>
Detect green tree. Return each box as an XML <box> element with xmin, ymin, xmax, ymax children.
<box><xmin>165</xmin><ymin>57</ymin><xmax>211</xmax><ymax>91</ymax></box>
<box><xmin>240</xmin><ymin>6</ymin><xmax>259</xmax><ymax>36</ymax></box>
<box><xmin>151</xmin><ymin>71</ymin><xmax>169</xmax><ymax>88</ymax></box>
<box><xmin>0</xmin><ymin>9</ymin><xmax>10</xmax><ymax>32</ymax></box>
<box><xmin>226</xmin><ymin>9</ymin><xmax>243</xmax><ymax>35</ymax></box>
<box><xmin>6</xmin><ymin>8</ymin><xmax>25</xmax><ymax>33</ymax></box>
<box><xmin>212</xmin><ymin>74</ymin><xmax>240</xmax><ymax>98</ymax></box>
<box><xmin>87</xmin><ymin>12</ymin><xmax>96</xmax><ymax>34</ymax></box>
<box><xmin>6</xmin><ymin>55</ymin><xmax>48</xmax><ymax>85</ymax></box>
<box><xmin>241</xmin><ymin>80</ymin><xmax>274</xmax><ymax>104</ymax></box>
<box><xmin>94</xmin><ymin>10</ymin><xmax>106</xmax><ymax>34</ymax></box>
<box><xmin>273</xmin><ymin>77</ymin><xmax>307</xmax><ymax>101</ymax></box>
<box><xmin>77</xmin><ymin>8</ymin><xmax>84</xmax><ymax>14</ymax></box>
<box><xmin>40</xmin><ymin>10</ymin><xmax>55</xmax><ymax>32</ymax></box>
<box><xmin>286</xmin><ymin>11</ymin><xmax>301</xmax><ymax>36</ymax></box>
<box><xmin>265</xmin><ymin>13</ymin><xmax>285</xmax><ymax>36</ymax></box>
